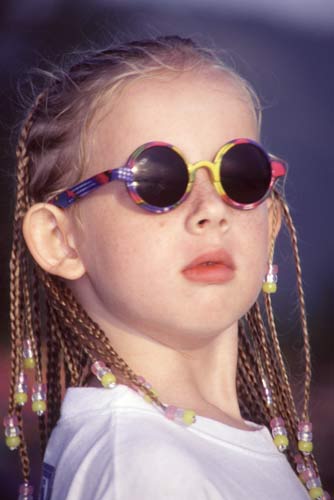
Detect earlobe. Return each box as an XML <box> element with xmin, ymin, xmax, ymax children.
<box><xmin>22</xmin><ymin>203</ymin><xmax>86</xmax><ymax>280</ymax></box>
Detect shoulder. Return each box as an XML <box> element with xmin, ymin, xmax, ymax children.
<box><xmin>42</xmin><ymin>386</ymin><xmax>224</xmax><ymax>500</ymax></box>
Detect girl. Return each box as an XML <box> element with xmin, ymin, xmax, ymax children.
<box><xmin>5</xmin><ymin>36</ymin><xmax>329</xmax><ymax>499</ymax></box>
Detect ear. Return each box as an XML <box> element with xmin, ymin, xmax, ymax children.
<box><xmin>22</xmin><ymin>203</ymin><xmax>86</xmax><ymax>280</ymax></box>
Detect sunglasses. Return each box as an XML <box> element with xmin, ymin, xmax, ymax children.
<box><xmin>50</xmin><ymin>138</ymin><xmax>287</xmax><ymax>213</ymax></box>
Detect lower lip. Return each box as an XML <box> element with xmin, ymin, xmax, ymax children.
<box><xmin>182</xmin><ymin>263</ymin><xmax>235</xmax><ymax>284</ymax></box>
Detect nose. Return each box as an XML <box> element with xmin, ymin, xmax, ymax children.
<box><xmin>184</xmin><ymin>167</ymin><xmax>229</xmax><ymax>234</ymax></box>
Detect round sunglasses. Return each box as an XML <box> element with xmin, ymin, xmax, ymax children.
<box><xmin>50</xmin><ymin>138</ymin><xmax>287</xmax><ymax>213</ymax></box>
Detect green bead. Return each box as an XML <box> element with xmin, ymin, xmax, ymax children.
<box><xmin>273</xmin><ymin>434</ymin><xmax>289</xmax><ymax>451</ymax></box>
<box><xmin>32</xmin><ymin>400</ymin><xmax>46</xmax><ymax>414</ymax></box>
<box><xmin>262</xmin><ymin>282</ymin><xmax>277</xmax><ymax>294</ymax></box>
<box><xmin>182</xmin><ymin>410</ymin><xmax>196</xmax><ymax>425</ymax></box>
<box><xmin>101</xmin><ymin>372</ymin><xmax>116</xmax><ymax>388</ymax></box>
<box><xmin>14</xmin><ymin>392</ymin><xmax>28</xmax><ymax>405</ymax></box>
<box><xmin>23</xmin><ymin>357</ymin><xmax>35</xmax><ymax>369</ymax></box>
<box><xmin>6</xmin><ymin>435</ymin><xmax>21</xmax><ymax>450</ymax></box>
<box><xmin>298</xmin><ymin>440</ymin><xmax>313</xmax><ymax>453</ymax></box>
<box><xmin>309</xmin><ymin>487</ymin><xmax>323</xmax><ymax>499</ymax></box>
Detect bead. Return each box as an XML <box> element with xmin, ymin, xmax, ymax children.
<box><xmin>300</xmin><ymin>468</ymin><xmax>316</xmax><ymax>483</ymax></box>
<box><xmin>262</xmin><ymin>282</ymin><xmax>277</xmax><ymax>294</ymax></box>
<box><xmin>306</xmin><ymin>477</ymin><xmax>322</xmax><ymax>489</ymax></box>
<box><xmin>91</xmin><ymin>361</ymin><xmax>117</xmax><ymax>388</ymax></box>
<box><xmin>273</xmin><ymin>434</ymin><xmax>289</xmax><ymax>451</ymax></box>
<box><xmin>18</xmin><ymin>482</ymin><xmax>34</xmax><ymax>500</ymax></box>
<box><xmin>31</xmin><ymin>382</ymin><xmax>47</xmax><ymax>414</ymax></box>
<box><xmin>14</xmin><ymin>392</ymin><xmax>28</xmax><ymax>405</ymax></box>
<box><xmin>309</xmin><ymin>487</ymin><xmax>324</xmax><ymax>499</ymax></box>
<box><xmin>270</xmin><ymin>417</ymin><xmax>285</xmax><ymax>428</ymax></box>
<box><xmin>32</xmin><ymin>400</ymin><xmax>47</xmax><ymax>415</ymax></box>
<box><xmin>101</xmin><ymin>372</ymin><xmax>116</xmax><ymax>388</ymax></box>
<box><xmin>16</xmin><ymin>371</ymin><xmax>28</xmax><ymax>390</ymax></box>
<box><xmin>3</xmin><ymin>415</ymin><xmax>20</xmax><ymax>450</ymax></box>
<box><xmin>5</xmin><ymin>435</ymin><xmax>21</xmax><ymax>450</ymax></box>
<box><xmin>262</xmin><ymin>264</ymin><xmax>278</xmax><ymax>293</ymax></box>
<box><xmin>298</xmin><ymin>421</ymin><xmax>313</xmax><ymax>432</ymax></box>
<box><xmin>298</xmin><ymin>440</ymin><xmax>313</xmax><ymax>454</ymax></box>
<box><xmin>272</xmin><ymin>426</ymin><xmax>288</xmax><ymax>437</ymax></box>
<box><xmin>164</xmin><ymin>405</ymin><xmax>178</xmax><ymax>420</ymax></box>
<box><xmin>91</xmin><ymin>360</ymin><xmax>106</xmax><ymax>376</ymax></box>
<box><xmin>261</xmin><ymin>377</ymin><xmax>273</xmax><ymax>406</ymax></box>
<box><xmin>23</xmin><ymin>339</ymin><xmax>35</xmax><ymax>369</ymax></box>
<box><xmin>182</xmin><ymin>410</ymin><xmax>196</xmax><ymax>426</ymax></box>
<box><xmin>143</xmin><ymin>390</ymin><xmax>158</xmax><ymax>403</ymax></box>
<box><xmin>298</xmin><ymin>431</ymin><xmax>313</xmax><ymax>441</ymax></box>
<box><xmin>23</xmin><ymin>357</ymin><xmax>35</xmax><ymax>369</ymax></box>
<box><xmin>3</xmin><ymin>415</ymin><xmax>18</xmax><ymax>427</ymax></box>
<box><xmin>163</xmin><ymin>405</ymin><xmax>196</xmax><ymax>426</ymax></box>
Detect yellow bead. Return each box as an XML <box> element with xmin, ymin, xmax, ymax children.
<box><xmin>143</xmin><ymin>387</ymin><xmax>158</xmax><ymax>404</ymax></box>
<box><xmin>101</xmin><ymin>372</ymin><xmax>116</xmax><ymax>388</ymax></box>
<box><xmin>298</xmin><ymin>440</ymin><xmax>313</xmax><ymax>453</ymax></box>
<box><xmin>23</xmin><ymin>357</ymin><xmax>35</xmax><ymax>369</ymax></box>
<box><xmin>273</xmin><ymin>434</ymin><xmax>289</xmax><ymax>450</ymax></box>
<box><xmin>182</xmin><ymin>410</ymin><xmax>196</xmax><ymax>425</ymax></box>
<box><xmin>309</xmin><ymin>487</ymin><xmax>324</xmax><ymax>499</ymax></box>
<box><xmin>6</xmin><ymin>435</ymin><xmax>21</xmax><ymax>450</ymax></box>
<box><xmin>32</xmin><ymin>400</ymin><xmax>46</xmax><ymax>414</ymax></box>
<box><xmin>14</xmin><ymin>392</ymin><xmax>28</xmax><ymax>405</ymax></box>
<box><xmin>262</xmin><ymin>282</ymin><xmax>277</xmax><ymax>294</ymax></box>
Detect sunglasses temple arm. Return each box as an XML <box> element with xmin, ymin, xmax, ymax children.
<box><xmin>49</xmin><ymin>167</ymin><xmax>133</xmax><ymax>208</ymax></box>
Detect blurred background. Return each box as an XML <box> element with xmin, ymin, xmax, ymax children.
<box><xmin>0</xmin><ymin>0</ymin><xmax>333</xmax><ymax>498</ymax></box>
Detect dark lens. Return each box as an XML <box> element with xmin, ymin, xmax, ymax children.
<box><xmin>220</xmin><ymin>143</ymin><xmax>271</xmax><ymax>204</ymax></box>
<box><xmin>133</xmin><ymin>146</ymin><xmax>188</xmax><ymax>208</ymax></box>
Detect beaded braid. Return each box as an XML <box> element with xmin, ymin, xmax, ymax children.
<box><xmin>5</xmin><ymin>36</ymin><xmax>327</xmax><ymax>498</ymax></box>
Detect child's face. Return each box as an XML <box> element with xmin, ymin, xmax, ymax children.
<box><xmin>71</xmin><ymin>70</ymin><xmax>272</xmax><ymax>349</ymax></box>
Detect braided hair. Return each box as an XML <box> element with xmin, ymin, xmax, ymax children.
<box><xmin>7</xmin><ymin>35</ymin><xmax>320</xmax><ymax>491</ymax></box>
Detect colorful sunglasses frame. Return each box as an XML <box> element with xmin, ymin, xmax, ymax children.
<box><xmin>50</xmin><ymin>138</ymin><xmax>287</xmax><ymax>213</ymax></box>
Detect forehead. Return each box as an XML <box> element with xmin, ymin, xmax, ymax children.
<box><xmin>87</xmin><ymin>69</ymin><xmax>258</xmax><ymax>171</ymax></box>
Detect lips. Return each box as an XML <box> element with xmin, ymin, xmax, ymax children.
<box><xmin>182</xmin><ymin>249</ymin><xmax>235</xmax><ymax>284</ymax></box>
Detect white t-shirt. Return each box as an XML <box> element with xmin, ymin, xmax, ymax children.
<box><xmin>39</xmin><ymin>385</ymin><xmax>309</xmax><ymax>500</ymax></box>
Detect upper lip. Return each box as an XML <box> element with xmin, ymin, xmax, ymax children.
<box><xmin>182</xmin><ymin>249</ymin><xmax>235</xmax><ymax>271</ymax></box>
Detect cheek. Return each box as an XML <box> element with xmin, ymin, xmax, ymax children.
<box><xmin>236</xmin><ymin>209</ymin><xmax>270</xmax><ymax>291</ymax></box>
<box><xmin>77</xmin><ymin>204</ymin><xmax>164</xmax><ymax>294</ymax></box>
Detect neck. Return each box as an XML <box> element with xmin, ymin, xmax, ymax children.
<box><xmin>90</xmin><ymin>315</ymin><xmax>243</xmax><ymax>426</ymax></box>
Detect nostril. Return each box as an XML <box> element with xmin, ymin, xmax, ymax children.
<box><xmin>198</xmin><ymin>218</ymin><xmax>209</xmax><ymax>227</ymax></box>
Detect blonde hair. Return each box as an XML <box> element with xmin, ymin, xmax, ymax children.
<box><xmin>8</xmin><ymin>35</ymin><xmax>320</xmax><ymax>490</ymax></box>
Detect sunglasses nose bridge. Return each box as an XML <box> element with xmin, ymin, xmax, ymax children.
<box><xmin>190</xmin><ymin>160</ymin><xmax>220</xmax><ymax>183</ymax></box>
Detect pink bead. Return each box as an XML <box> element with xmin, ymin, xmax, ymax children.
<box><xmin>300</xmin><ymin>468</ymin><xmax>316</xmax><ymax>482</ymax></box>
<box><xmin>270</xmin><ymin>417</ymin><xmax>285</xmax><ymax>429</ymax></box>
<box><xmin>3</xmin><ymin>415</ymin><xmax>18</xmax><ymax>427</ymax></box>
<box><xmin>19</xmin><ymin>483</ymin><xmax>33</xmax><ymax>494</ymax></box>
<box><xmin>294</xmin><ymin>453</ymin><xmax>304</xmax><ymax>464</ymax></box>
<box><xmin>91</xmin><ymin>361</ymin><xmax>106</xmax><ymax>375</ymax></box>
<box><xmin>298</xmin><ymin>421</ymin><xmax>312</xmax><ymax>432</ymax></box>
<box><xmin>164</xmin><ymin>405</ymin><xmax>178</xmax><ymax>420</ymax></box>
<box><xmin>136</xmin><ymin>376</ymin><xmax>146</xmax><ymax>384</ymax></box>
<box><xmin>269</xmin><ymin>264</ymin><xmax>278</xmax><ymax>274</ymax></box>
<box><xmin>23</xmin><ymin>339</ymin><xmax>33</xmax><ymax>358</ymax></box>
<box><xmin>32</xmin><ymin>383</ymin><xmax>46</xmax><ymax>400</ymax></box>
